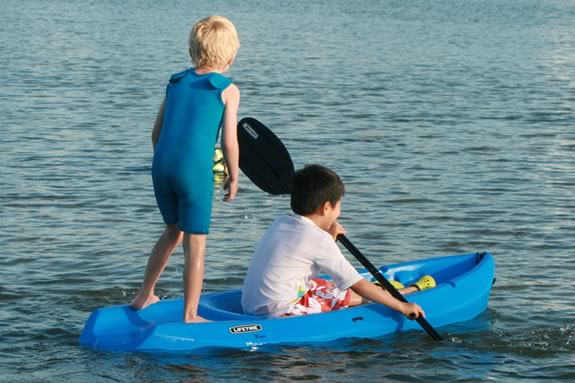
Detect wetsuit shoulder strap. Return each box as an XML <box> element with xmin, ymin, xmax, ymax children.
<box><xmin>169</xmin><ymin>69</ymin><xmax>189</xmax><ymax>84</ymax></box>
<box><xmin>207</xmin><ymin>73</ymin><xmax>233</xmax><ymax>89</ymax></box>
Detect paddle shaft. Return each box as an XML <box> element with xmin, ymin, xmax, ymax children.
<box><xmin>338</xmin><ymin>235</ymin><xmax>444</xmax><ymax>341</ymax></box>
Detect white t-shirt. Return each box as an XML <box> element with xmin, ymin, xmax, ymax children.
<box><xmin>241</xmin><ymin>213</ymin><xmax>363</xmax><ymax>317</ymax></box>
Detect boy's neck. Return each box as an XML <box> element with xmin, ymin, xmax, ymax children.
<box><xmin>195</xmin><ymin>65</ymin><xmax>224</xmax><ymax>74</ymax></box>
<box><xmin>301</xmin><ymin>213</ymin><xmax>330</xmax><ymax>231</ymax></box>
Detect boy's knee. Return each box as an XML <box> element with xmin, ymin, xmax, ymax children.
<box><xmin>164</xmin><ymin>224</ymin><xmax>183</xmax><ymax>241</ymax></box>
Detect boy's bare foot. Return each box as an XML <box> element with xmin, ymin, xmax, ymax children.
<box><xmin>184</xmin><ymin>315</ymin><xmax>210</xmax><ymax>324</ymax></box>
<box><xmin>131</xmin><ymin>294</ymin><xmax>160</xmax><ymax>310</ymax></box>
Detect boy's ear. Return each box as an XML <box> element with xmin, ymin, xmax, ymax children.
<box><xmin>225</xmin><ymin>52</ymin><xmax>237</xmax><ymax>70</ymax></box>
<box><xmin>316</xmin><ymin>201</ymin><xmax>330</xmax><ymax>216</ymax></box>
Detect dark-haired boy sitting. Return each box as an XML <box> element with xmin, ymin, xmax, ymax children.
<box><xmin>241</xmin><ymin>164</ymin><xmax>432</xmax><ymax>318</ymax></box>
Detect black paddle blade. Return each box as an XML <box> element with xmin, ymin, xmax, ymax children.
<box><xmin>237</xmin><ymin>117</ymin><xmax>295</xmax><ymax>195</ymax></box>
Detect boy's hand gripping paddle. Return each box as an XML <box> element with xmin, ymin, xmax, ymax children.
<box><xmin>237</xmin><ymin>117</ymin><xmax>444</xmax><ymax>341</ymax></box>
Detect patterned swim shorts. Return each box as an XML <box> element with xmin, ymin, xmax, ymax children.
<box><xmin>288</xmin><ymin>278</ymin><xmax>352</xmax><ymax>316</ymax></box>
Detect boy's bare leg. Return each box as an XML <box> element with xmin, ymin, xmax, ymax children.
<box><xmin>398</xmin><ymin>286</ymin><xmax>419</xmax><ymax>295</ymax></box>
<box><xmin>348</xmin><ymin>284</ymin><xmax>419</xmax><ymax>307</ymax></box>
<box><xmin>182</xmin><ymin>233</ymin><xmax>209</xmax><ymax>323</ymax></box>
<box><xmin>131</xmin><ymin>224</ymin><xmax>182</xmax><ymax>310</ymax></box>
<box><xmin>349</xmin><ymin>289</ymin><xmax>365</xmax><ymax>306</ymax></box>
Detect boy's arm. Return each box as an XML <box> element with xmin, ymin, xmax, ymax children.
<box><xmin>221</xmin><ymin>84</ymin><xmax>240</xmax><ymax>202</ymax></box>
<box><xmin>350</xmin><ymin>279</ymin><xmax>425</xmax><ymax>319</ymax></box>
<box><xmin>151</xmin><ymin>98</ymin><xmax>166</xmax><ymax>151</ymax></box>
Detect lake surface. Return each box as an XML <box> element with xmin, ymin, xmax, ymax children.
<box><xmin>1</xmin><ymin>0</ymin><xmax>574</xmax><ymax>381</ymax></box>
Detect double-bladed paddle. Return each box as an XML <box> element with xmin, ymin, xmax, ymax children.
<box><xmin>236</xmin><ymin>117</ymin><xmax>443</xmax><ymax>341</ymax></box>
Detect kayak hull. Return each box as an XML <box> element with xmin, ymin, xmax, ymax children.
<box><xmin>80</xmin><ymin>252</ymin><xmax>495</xmax><ymax>352</ymax></box>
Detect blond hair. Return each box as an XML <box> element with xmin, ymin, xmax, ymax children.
<box><xmin>189</xmin><ymin>16</ymin><xmax>240</xmax><ymax>70</ymax></box>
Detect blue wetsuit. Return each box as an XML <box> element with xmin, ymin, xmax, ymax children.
<box><xmin>152</xmin><ymin>69</ymin><xmax>232</xmax><ymax>234</ymax></box>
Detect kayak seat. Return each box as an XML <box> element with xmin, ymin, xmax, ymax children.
<box><xmin>199</xmin><ymin>289</ymin><xmax>257</xmax><ymax>321</ymax></box>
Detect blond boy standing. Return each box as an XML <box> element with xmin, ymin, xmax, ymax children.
<box><xmin>132</xmin><ymin>16</ymin><xmax>240</xmax><ymax>323</ymax></box>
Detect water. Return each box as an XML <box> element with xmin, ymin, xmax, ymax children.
<box><xmin>1</xmin><ymin>0</ymin><xmax>574</xmax><ymax>381</ymax></box>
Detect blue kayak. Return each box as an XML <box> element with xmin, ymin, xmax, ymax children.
<box><xmin>80</xmin><ymin>252</ymin><xmax>494</xmax><ymax>353</ymax></box>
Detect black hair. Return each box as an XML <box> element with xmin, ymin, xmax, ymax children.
<box><xmin>290</xmin><ymin>164</ymin><xmax>345</xmax><ymax>215</ymax></box>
